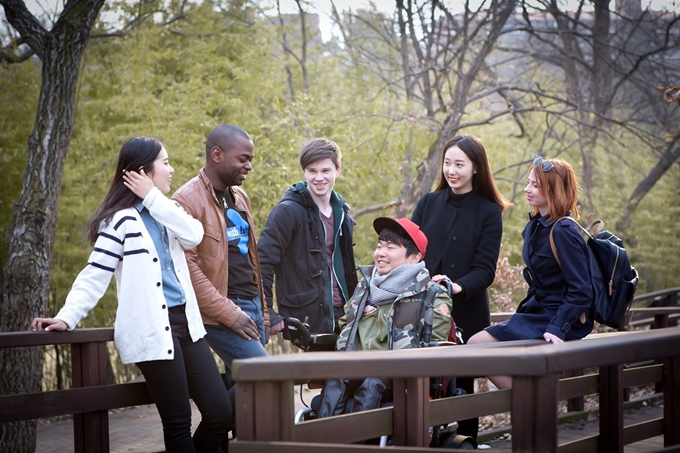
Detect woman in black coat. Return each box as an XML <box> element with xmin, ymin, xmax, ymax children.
<box><xmin>411</xmin><ymin>134</ymin><xmax>511</xmax><ymax>441</ymax></box>
<box><xmin>468</xmin><ymin>156</ymin><xmax>593</xmax><ymax>389</ymax></box>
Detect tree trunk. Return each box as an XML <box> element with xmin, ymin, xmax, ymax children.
<box><xmin>0</xmin><ymin>0</ymin><xmax>105</xmax><ymax>450</ymax></box>
<box><xmin>402</xmin><ymin>0</ymin><xmax>516</xmax><ymax>211</ymax></box>
<box><xmin>616</xmin><ymin>135</ymin><xmax>680</xmax><ymax>237</ymax></box>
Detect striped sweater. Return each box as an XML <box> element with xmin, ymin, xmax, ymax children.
<box><xmin>55</xmin><ymin>187</ymin><xmax>206</xmax><ymax>364</ymax></box>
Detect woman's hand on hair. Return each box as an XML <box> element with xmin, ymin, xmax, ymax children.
<box><xmin>123</xmin><ymin>168</ymin><xmax>155</xmax><ymax>199</ymax></box>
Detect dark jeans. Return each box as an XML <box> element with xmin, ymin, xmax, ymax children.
<box><xmin>205</xmin><ymin>296</ymin><xmax>268</xmax><ymax>388</ymax></box>
<box><xmin>137</xmin><ymin>305</ymin><xmax>232</xmax><ymax>453</ymax></box>
<box><xmin>317</xmin><ymin>377</ymin><xmax>392</xmax><ymax>418</ymax></box>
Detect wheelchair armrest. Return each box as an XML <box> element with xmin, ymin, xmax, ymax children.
<box><xmin>420</xmin><ymin>340</ymin><xmax>457</xmax><ymax>348</ymax></box>
<box><xmin>310</xmin><ymin>333</ymin><xmax>338</xmax><ymax>351</ymax></box>
<box><xmin>284</xmin><ymin>317</ymin><xmax>313</xmax><ymax>351</ymax></box>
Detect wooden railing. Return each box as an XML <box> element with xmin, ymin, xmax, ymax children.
<box><xmin>0</xmin><ymin>329</ymin><xmax>154</xmax><ymax>453</ymax></box>
<box><xmin>231</xmin><ymin>328</ymin><xmax>680</xmax><ymax>452</ymax></box>
<box><xmin>489</xmin><ymin>286</ymin><xmax>680</xmax><ymax>328</ymax></box>
<box><xmin>0</xmin><ymin>287</ymin><xmax>678</xmax><ymax>452</ymax></box>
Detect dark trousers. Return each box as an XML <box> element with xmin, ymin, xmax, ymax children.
<box><xmin>455</xmin><ymin>377</ymin><xmax>479</xmax><ymax>440</ymax></box>
<box><xmin>317</xmin><ymin>377</ymin><xmax>391</xmax><ymax>418</ymax></box>
<box><xmin>137</xmin><ymin>305</ymin><xmax>233</xmax><ymax>453</ymax></box>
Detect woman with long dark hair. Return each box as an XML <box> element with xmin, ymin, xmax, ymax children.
<box><xmin>411</xmin><ymin>134</ymin><xmax>511</xmax><ymax>441</ymax></box>
<box><xmin>31</xmin><ymin>137</ymin><xmax>232</xmax><ymax>452</ymax></box>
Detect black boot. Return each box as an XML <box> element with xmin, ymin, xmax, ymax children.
<box><xmin>317</xmin><ymin>379</ymin><xmax>352</xmax><ymax>418</ymax></box>
<box><xmin>351</xmin><ymin>377</ymin><xmax>391</xmax><ymax>413</ymax></box>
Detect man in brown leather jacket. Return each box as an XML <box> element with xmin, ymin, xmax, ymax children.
<box><xmin>173</xmin><ymin>124</ymin><xmax>270</xmax><ymax>388</ymax></box>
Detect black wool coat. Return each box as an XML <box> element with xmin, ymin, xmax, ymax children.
<box><xmin>412</xmin><ymin>189</ymin><xmax>503</xmax><ymax>342</ymax></box>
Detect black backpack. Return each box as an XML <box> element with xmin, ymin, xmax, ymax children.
<box><xmin>549</xmin><ymin>217</ymin><xmax>639</xmax><ymax>329</ymax></box>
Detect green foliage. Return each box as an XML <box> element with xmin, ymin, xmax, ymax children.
<box><xmin>626</xmin><ymin>164</ymin><xmax>680</xmax><ymax>293</ymax></box>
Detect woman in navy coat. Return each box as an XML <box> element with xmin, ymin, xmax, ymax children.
<box><xmin>411</xmin><ymin>134</ymin><xmax>511</xmax><ymax>441</ymax></box>
<box><xmin>468</xmin><ymin>156</ymin><xmax>594</xmax><ymax>389</ymax></box>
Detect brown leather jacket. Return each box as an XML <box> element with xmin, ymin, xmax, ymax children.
<box><xmin>172</xmin><ymin>169</ymin><xmax>270</xmax><ymax>328</ymax></box>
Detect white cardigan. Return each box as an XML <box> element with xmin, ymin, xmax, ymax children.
<box><xmin>56</xmin><ymin>187</ymin><xmax>206</xmax><ymax>364</ymax></box>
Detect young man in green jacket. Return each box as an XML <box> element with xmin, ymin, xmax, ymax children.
<box><xmin>317</xmin><ymin>217</ymin><xmax>452</xmax><ymax>418</ymax></box>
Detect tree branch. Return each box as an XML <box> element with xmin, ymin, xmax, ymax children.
<box><xmin>0</xmin><ymin>36</ymin><xmax>34</xmax><ymax>62</ymax></box>
<box><xmin>0</xmin><ymin>0</ymin><xmax>47</xmax><ymax>60</ymax></box>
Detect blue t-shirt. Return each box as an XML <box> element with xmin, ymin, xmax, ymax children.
<box><xmin>216</xmin><ymin>189</ymin><xmax>259</xmax><ymax>299</ymax></box>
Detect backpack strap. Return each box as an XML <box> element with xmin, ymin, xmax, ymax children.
<box><xmin>420</xmin><ymin>283</ymin><xmax>444</xmax><ymax>346</ymax></box>
<box><xmin>345</xmin><ymin>284</ymin><xmax>370</xmax><ymax>350</ymax></box>
<box><xmin>549</xmin><ymin>216</ymin><xmax>594</xmax><ymax>267</ymax></box>
<box><xmin>548</xmin><ymin>217</ymin><xmax>594</xmax><ymax>325</ymax></box>
<box><xmin>586</xmin><ymin>219</ymin><xmax>604</xmax><ymax>237</ymax></box>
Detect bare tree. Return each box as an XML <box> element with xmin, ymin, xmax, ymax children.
<box><xmin>334</xmin><ymin>0</ymin><xmax>518</xmax><ymax>217</ymax></box>
<box><xmin>271</xmin><ymin>0</ymin><xmax>315</xmax><ymax>133</ymax></box>
<box><xmin>0</xmin><ymin>0</ymin><xmax>105</xmax><ymax>449</ymax></box>
<box><xmin>513</xmin><ymin>0</ymin><xmax>680</xmax><ymax>232</ymax></box>
<box><xmin>334</xmin><ymin>0</ymin><xmax>680</xmax><ymax>234</ymax></box>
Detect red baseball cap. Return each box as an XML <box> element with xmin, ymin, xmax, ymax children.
<box><xmin>373</xmin><ymin>217</ymin><xmax>428</xmax><ymax>258</ymax></box>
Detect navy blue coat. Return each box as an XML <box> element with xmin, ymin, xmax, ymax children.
<box><xmin>412</xmin><ymin>189</ymin><xmax>503</xmax><ymax>342</ymax></box>
<box><xmin>487</xmin><ymin>214</ymin><xmax>594</xmax><ymax>341</ymax></box>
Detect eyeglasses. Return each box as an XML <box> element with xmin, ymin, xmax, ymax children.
<box><xmin>533</xmin><ymin>155</ymin><xmax>564</xmax><ymax>180</ymax></box>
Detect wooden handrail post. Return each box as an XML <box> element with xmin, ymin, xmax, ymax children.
<box><xmin>71</xmin><ymin>341</ymin><xmax>109</xmax><ymax>453</ymax></box>
<box><xmin>392</xmin><ymin>377</ymin><xmax>429</xmax><ymax>447</ymax></box>
<box><xmin>562</xmin><ymin>369</ymin><xmax>584</xmax><ymax>412</ymax></box>
<box><xmin>256</xmin><ymin>381</ymin><xmax>295</xmax><ymax>441</ymax></box>
<box><xmin>653</xmin><ymin>313</ymin><xmax>670</xmax><ymax>330</ymax></box>
<box><xmin>664</xmin><ymin>355</ymin><xmax>680</xmax><ymax>446</ymax></box>
<box><xmin>234</xmin><ymin>380</ymin><xmax>294</xmax><ymax>442</ymax></box>
<box><xmin>599</xmin><ymin>364</ymin><xmax>624</xmax><ymax>453</ymax></box>
<box><xmin>511</xmin><ymin>374</ymin><xmax>559</xmax><ymax>453</ymax></box>
<box><xmin>234</xmin><ymin>382</ymin><xmax>256</xmax><ymax>441</ymax></box>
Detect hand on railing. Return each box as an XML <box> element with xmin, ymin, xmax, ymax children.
<box><xmin>31</xmin><ymin>317</ymin><xmax>68</xmax><ymax>332</ymax></box>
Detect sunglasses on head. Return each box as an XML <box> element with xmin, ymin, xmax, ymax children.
<box><xmin>533</xmin><ymin>155</ymin><xmax>564</xmax><ymax>179</ymax></box>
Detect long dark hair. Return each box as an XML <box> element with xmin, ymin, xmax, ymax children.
<box><xmin>86</xmin><ymin>137</ymin><xmax>163</xmax><ymax>244</ymax></box>
<box><xmin>434</xmin><ymin>135</ymin><xmax>512</xmax><ymax>212</ymax></box>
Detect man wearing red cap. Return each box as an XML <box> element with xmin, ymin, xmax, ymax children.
<box><xmin>317</xmin><ymin>217</ymin><xmax>452</xmax><ymax>418</ymax></box>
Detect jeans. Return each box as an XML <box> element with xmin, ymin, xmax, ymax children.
<box><xmin>136</xmin><ymin>305</ymin><xmax>232</xmax><ymax>453</ymax></box>
<box><xmin>205</xmin><ymin>296</ymin><xmax>268</xmax><ymax>388</ymax></box>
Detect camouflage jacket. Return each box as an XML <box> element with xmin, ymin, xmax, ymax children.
<box><xmin>335</xmin><ymin>265</ymin><xmax>452</xmax><ymax>351</ymax></box>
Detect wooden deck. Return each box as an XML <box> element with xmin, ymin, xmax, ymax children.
<box><xmin>1</xmin><ymin>287</ymin><xmax>678</xmax><ymax>453</ymax></box>
<box><xmin>483</xmin><ymin>404</ymin><xmax>664</xmax><ymax>451</ymax></box>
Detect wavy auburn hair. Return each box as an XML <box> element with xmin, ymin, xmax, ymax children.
<box><xmin>529</xmin><ymin>157</ymin><xmax>580</xmax><ymax>222</ymax></box>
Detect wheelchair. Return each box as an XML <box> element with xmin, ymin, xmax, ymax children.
<box><xmin>284</xmin><ymin>316</ymin><xmax>477</xmax><ymax>449</ymax></box>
